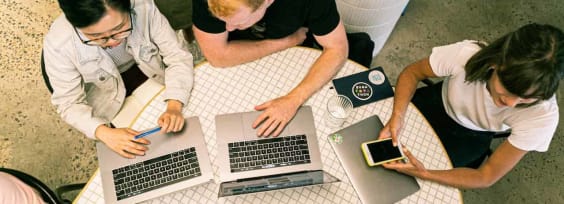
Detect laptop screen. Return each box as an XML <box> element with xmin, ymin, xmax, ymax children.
<box><xmin>218</xmin><ymin>170</ymin><xmax>338</xmax><ymax>197</ymax></box>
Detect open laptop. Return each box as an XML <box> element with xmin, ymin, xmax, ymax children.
<box><xmin>215</xmin><ymin>106</ymin><xmax>339</xmax><ymax>196</ymax></box>
<box><xmin>96</xmin><ymin>117</ymin><xmax>213</xmax><ymax>204</ymax></box>
<box><xmin>328</xmin><ymin>115</ymin><xmax>420</xmax><ymax>204</ymax></box>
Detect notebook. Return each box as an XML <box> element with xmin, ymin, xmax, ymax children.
<box><xmin>215</xmin><ymin>106</ymin><xmax>339</xmax><ymax>196</ymax></box>
<box><xmin>328</xmin><ymin>115</ymin><xmax>420</xmax><ymax>203</ymax></box>
<box><xmin>96</xmin><ymin>117</ymin><xmax>213</xmax><ymax>204</ymax></box>
<box><xmin>332</xmin><ymin>66</ymin><xmax>394</xmax><ymax>108</ymax></box>
<box><xmin>111</xmin><ymin>79</ymin><xmax>163</xmax><ymax>127</ymax></box>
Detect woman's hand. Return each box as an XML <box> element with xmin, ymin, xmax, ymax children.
<box><xmin>95</xmin><ymin>125</ymin><xmax>150</xmax><ymax>159</ymax></box>
<box><xmin>378</xmin><ymin>113</ymin><xmax>404</xmax><ymax>146</ymax></box>
<box><xmin>383</xmin><ymin>146</ymin><xmax>428</xmax><ymax>178</ymax></box>
<box><xmin>158</xmin><ymin>99</ymin><xmax>185</xmax><ymax>133</ymax></box>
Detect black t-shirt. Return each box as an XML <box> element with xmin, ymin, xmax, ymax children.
<box><xmin>193</xmin><ymin>0</ymin><xmax>340</xmax><ymax>40</ymax></box>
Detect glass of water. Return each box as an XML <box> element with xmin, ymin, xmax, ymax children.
<box><xmin>324</xmin><ymin>95</ymin><xmax>353</xmax><ymax>127</ymax></box>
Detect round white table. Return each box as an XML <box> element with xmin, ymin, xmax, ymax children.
<box><xmin>75</xmin><ymin>47</ymin><xmax>461</xmax><ymax>204</ymax></box>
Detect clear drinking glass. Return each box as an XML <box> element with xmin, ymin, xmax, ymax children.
<box><xmin>324</xmin><ymin>95</ymin><xmax>353</xmax><ymax>127</ymax></box>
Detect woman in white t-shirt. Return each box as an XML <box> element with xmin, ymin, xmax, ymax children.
<box><xmin>379</xmin><ymin>23</ymin><xmax>563</xmax><ymax>188</ymax></box>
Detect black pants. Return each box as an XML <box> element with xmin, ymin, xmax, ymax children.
<box><xmin>412</xmin><ymin>82</ymin><xmax>494</xmax><ymax>168</ymax></box>
<box><xmin>303</xmin><ymin>32</ymin><xmax>375</xmax><ymax>68</ymax></box>
<box><xmin>121</xmin><ymin>64</ymin><xmax>148</xmax><ymax>97</ymax></box>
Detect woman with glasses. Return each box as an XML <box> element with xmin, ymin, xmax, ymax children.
<box><xmin>378</xmin><ymin>23</ymin><xmax>563</xmax><ymax>188</ymax></box>
<box><xmin>43</xmin><ymin>0</ymin><xmax>194</xmax><ymax>158</ymax></box>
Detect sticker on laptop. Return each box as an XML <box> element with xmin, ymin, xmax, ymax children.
<box><xmin>352</xmin><ymin>82</ymin><xmax>373</xmax><ymax>101</ymax></box>
<box><xmin>369</xmin><ymin>70</ymin><xmax>386</xmax><ymax>85</ymax></box>
<box><xmin>330</xmin><ymin>133</ymin><xmax>343</xmax><ymax>144</ymax></box>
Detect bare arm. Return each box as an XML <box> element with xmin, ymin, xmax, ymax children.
<box><xmin>378</xmin><ymin>58</ymin><xmax>438</xmax><ymax>145</ymax></box>
<box><xmin>386</xmin><ymin>140</ymin><xmax>527</xmax><ymax>188</ymax></box>
<box><xmin>286</xmin><ymin>21</ymin><xmax>348</xmax><ymax>107</ymax></box>
<box><xmin>253</xmin><ymin>21</ymin><xmax>348</xmax><ymax>136</ymax></box>
<box><xmin>193</xmin><ymin>25</ymin><xmax>307</xmax><ymax>67</ymax></box>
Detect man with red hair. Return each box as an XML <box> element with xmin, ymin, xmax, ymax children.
<box><xmin>194</xmin><ymin>0</ymin><xmax>372</xmax><ymax>137</ymax></box>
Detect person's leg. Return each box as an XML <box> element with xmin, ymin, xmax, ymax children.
<box><xmin>154</xmin><ymin>0</ymin><xmax>203</xmax><ymax>63</ymax></box>
<box><xmin>303</xmin><ymin>32</ymin><xmax>375</xmax><ymax>68</ymax></box>
<box><xmin>183</xmin><ymin>26</ymin><xmax>195</xmax><ymax>42</ymax></box>
<box><xmin>120</xmin><ymin>64</ymin><xmax>148</xmax><ymax>97</ymax></box>
<box><xmin>154</xmin><ymin>0</ymin><xmax>195</xmax><ymax>44</ymax></box>
<box><xmin>346</xmin><ymin>32</ymin><xmax>374</xmax><ymax>68</ymax></box>
<box><xmin>154</xmin><ymin>0</ymin><xmax>192</xmax><ymax>31</ymax></box>
<box><xmin>411</xmin><ymin>82</ymin><xmax>494</xmax><ymax>168</ymax></box>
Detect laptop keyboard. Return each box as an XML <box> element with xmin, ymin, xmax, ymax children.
<box><xmin>228</xmin><ymin>134</ymin><xmax>311</xmax><ymax>173</ymax></box>
<box><xmin>112</xmin><ymin>147</ymin><xmax>201</xmax><ymax>200</ymax></box>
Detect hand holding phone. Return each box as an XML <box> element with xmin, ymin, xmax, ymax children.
<box><xmin>361</xmin><ymin>138</ymin><xmax>404</xmax><ymax>166</ymax></box>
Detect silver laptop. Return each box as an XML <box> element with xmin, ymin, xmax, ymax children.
<box><xmin>215</xmin><ymin>106</ymin><xmax>339</xmax><ymax>196</ymax></box>
<box><xmin>96</xmin><ymin>117</ymin><xmax>213</xmax><ymax>204</ymax></box>
<box><xmin>328</xmin><ymin>115</ymin><xmax>420</xmax><ymax>204</ymax></box>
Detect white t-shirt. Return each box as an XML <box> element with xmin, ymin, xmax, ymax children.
<box><xmin>104</xmin><ymin>42</ymin><xmax>135</xmax><ymax>73</ymax></box>
<box><xmin>429</xmin><ymin>40</ymin><xmax>559</xmax><ymax>152</ymax></box>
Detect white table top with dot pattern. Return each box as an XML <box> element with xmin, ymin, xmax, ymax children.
<box><xmin>74</xmin><ymin>47</ymin><xmax>462</xmax><ymax>204</ymax></box>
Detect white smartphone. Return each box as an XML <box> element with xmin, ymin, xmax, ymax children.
<box><xmin>361</xmin><ymin>138</ymin><xmax>404</xmax><ymax>166</ymax></box>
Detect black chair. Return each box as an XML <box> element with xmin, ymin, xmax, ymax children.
<box><xmin>41</xmin><ymin>51</ymin><xmax>54</xmax><ymax>94</ymax></box>
<box><xmin>36</xmin><ymin>53</ymin><xmax>85</xmax><ymax>202</ymax></box>
<box><xmin>0</xmin><ymin>168</ymin><xmax>85</xmax><ymax>204</ymax></box>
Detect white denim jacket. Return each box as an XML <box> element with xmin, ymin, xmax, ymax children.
<box><xmin>43</xmin><ymin>0</ymin><xmax>194</xmax><ymax>139</ymax></box>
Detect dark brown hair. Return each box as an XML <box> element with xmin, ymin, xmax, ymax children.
<box><xmin>465</xmin><ymin>23</ymin><xmax>564</xmax><ymax>101</ymax></box>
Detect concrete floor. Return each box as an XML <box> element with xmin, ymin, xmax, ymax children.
<box><xmin>0</xmin><ymin>0</ymin><xmax>562</xmax><ymax>203</ymax></box>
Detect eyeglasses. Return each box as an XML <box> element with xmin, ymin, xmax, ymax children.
<box><xmin>74</xmin><ymin>13</ymin><xmax>133</xmax><ymax>46</ymax></box>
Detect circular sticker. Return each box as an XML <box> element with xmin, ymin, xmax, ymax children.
<box><xmin>368</xmin><ymin>70</ymin><xmax>386</xmax><ymax>85</ymax></box>
<box><xmin>351</xmin><ymin>82</ymin><xmax>373</xmax><ymax>101</ymax></box>
<box><xmin>330</xmin><ymin>134</ymin><xmax>343</xmax><ymax>144</ymax></box>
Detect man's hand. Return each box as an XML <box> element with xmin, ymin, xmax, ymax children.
<box><xmin>383</xmin><ymin>147</ymin><xmax>428</xmax><ymax>178</ymax></box>
<box><xmin>284</xmin><ymin>27</ymin><xmax>308</xmax><ymax>48</ymax></box>
<box><xmin>378</xmin><ymin>114</ymin><xmax>404</xmax><ymax>146</ymax></box>
<box><xmin>158</xmin><ymin>99</ymin><xmax>185</xmax><ymax>133</ymax></box>
<box><xmin>95</xmin><ymin>125</ymin><xmax>150</xmax><ymax>159</ymax></box>
<box><xmin>252</xmin><ymin>95</ymin><xmax>302</xmax><ymax>137</ymax></box>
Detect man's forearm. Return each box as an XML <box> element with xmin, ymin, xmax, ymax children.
<box><xmin>206</xmin><ymin>38</ymin><xmax>292</xmax><ymax>67</ymax></box>
<box><xmin>287</xmin><ymin>47</ymin><xmax>347</xmax><ymax>104</ymax></box>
